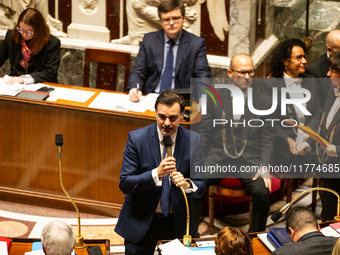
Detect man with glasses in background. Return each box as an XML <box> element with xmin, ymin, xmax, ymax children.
<box><xmin>127</xmin><ymin>0</ymin><xmax>211</xmax><ymax>102</ymax></box>
<box><xmin>200</xmin><ymin>53</ymin><xmax>275</xmax><ymax>232</ymax></box>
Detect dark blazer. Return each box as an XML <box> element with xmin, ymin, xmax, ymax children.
<box><xmin>0</xmin><ymin>30</ymin><xmax>60</xmax><ymax>83</ymax></box>
<box><xmin>127</xmin><ymin>29</ymin><xmax>211</xmax><ymax>94</ymax></box>
<box><xmin>317</xmin><ymin>87</ymin><xmax>340</xmax><ymax>220</ymax></box>
<box><xmin>200</xmin><ymin>87</ymin><xmax>276</xmax><ymax>168</ymax></box>
<box><xmin>271</xmin><ymin>231</ymin><xmax>338</xmax><ymax>255</ymax></box>
<box><xmin>114</xmin><ymin>124</ymin><xmax>205</xmax><ymax>243</ymax></box>
<box><xmin>305</xmin><ymin>53</ymin><xmax>332</xmax><ymax>108</ymax></box>
<box><xmin>260</xmin><ymin>74</ymin><xmax>322</xmax><ymax>163</ymax></box>
<box><xmin>319</xmin><ymin>87</ymin><xmax>340</xmax><ymax>158</ymax></box>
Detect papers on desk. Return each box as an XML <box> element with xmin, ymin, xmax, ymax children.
<box><xmin>0</xmin><ymin>77</ymin><xmax>50</xmax><ymax>96</ymax></box>
<box><xmin>89</xmin><ymin>92</ymin><xmax>158</xmax><ymax>113</ymax></box>
<box><xmin>0</xmin><ymin>75</ymin><xmax>25</xmax><ymax>96</ymax></box>
<box><xmin>25</xmin><ymin>250</ymin><xmax>44</xmax><ymax>255</ymax></box>
<box><xmin>321</xmin><ymin>226</ymin><xmax>340</xmax><ymax>237</ymax></box>
<box><xmin>47</xmin><ymin>87</ymin><xmax>95</xmax><ymax>103</ymax></box>
<box><xmin>0</xmin><ymin>242</ymin><xmax>8</xmax><ymax>255</ymax></box>
<box><xmin>158</xmin><ymin>239</ymin><xmax>216</xmax><ymax>255</ymax></box>
<box><xmin>158</xmin><ymin>239</ymin><xmax>194</xmax><ymax>255</ymax></box>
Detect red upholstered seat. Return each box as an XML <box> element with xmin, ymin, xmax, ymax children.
<box><xmin>214</xmin><ymin>176</ymin><xmax>281</xmax><ymax>204</ymax></box>
<box><xmin>208</xmin><ymin>175</ymin><xmax>281</xmax><ymax>233</ymax></box>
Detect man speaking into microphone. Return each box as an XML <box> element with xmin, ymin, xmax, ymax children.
<box><xmin>115</xmin><ymin>90</ymin><xmax>205</xmax><ymax>255</ymax></box>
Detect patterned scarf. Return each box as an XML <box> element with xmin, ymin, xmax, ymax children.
<box><xmin>20</xmin><ymin>38</ymin><xmax>34</xmax><ymax>70</ymax></box>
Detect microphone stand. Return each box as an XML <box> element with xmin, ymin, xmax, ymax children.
<box><xmin>164</xmin><ymin>136</ymin><xmax>192</xmax><ymax>247</ymax></box>
<box><xmin>56</xmin><ymin>135</ymin><xmax>86</xmax><ymax>249</ymax></box>
<box><xmin>179</xmin><ymin>186</ymin><xmax>191</xmax><ymax>246</ymax></box>
<box><xmin>271</xmin><ymin>187</ymin><xmax>340</xmax><ymax>222</ymax></box>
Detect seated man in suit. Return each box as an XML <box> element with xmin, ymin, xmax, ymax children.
<box><xmin>271</xmin><ymin>206</ymin><xmax>338</xmax><ymax>255</ymax></box>
<box><xmin>127</xmin><ymin>0</ymin><xmax>211</xmax><ymax>102</ymax></box>
<box><xmin>306</xmin><ymin>30</ymin><xmax>340</xmax><ymax>108</ymax></box>
<box><xmin>41</xmin><ymin>220</ymin><xmax>74</xmax><ymax>255</ymax></box>
<box><xmin>115</xmin><ymin>90</ymin><xmax>206</xmax><ymax>255</ymax></box>
<box><xmin>200</xmin><ymin>53</ymin><xmax>275</xmax><ymax>232</ymax></box>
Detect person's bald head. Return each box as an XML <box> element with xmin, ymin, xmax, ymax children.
<box><xmin>326</xmin><ymin>30</ymin><xmax>340</xmax><ymax>55</ymax></box>
<box><xmin>229</xmin><ymin>53</ymin><xmax>254</xmax><ymax>70</ymax></box>
<box><xmin>227</xmin><ymin>53</ymin><xmax>254</xmax><ymax>91</ymax></box>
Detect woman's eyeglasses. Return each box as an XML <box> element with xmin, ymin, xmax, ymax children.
<box><xmin>17</xmin><ymin>27</ymin><xmax>34</xmax><ymax>36</ymax></box>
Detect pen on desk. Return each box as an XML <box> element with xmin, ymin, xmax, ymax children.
<box><xmin>137</xmin><ymin>83</ymin><xmax>139</xmax><ymax>90</ymax></box>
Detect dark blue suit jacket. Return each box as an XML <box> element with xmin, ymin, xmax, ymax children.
<box><xmin>115</xmin><ymin>124</ymin><xmax>205</xmax><ymax>243</ymax></box>
<box><xmin>127</xmin><ymin>29</ymin><xmax>211</xmax><ymax>94</ymax></box>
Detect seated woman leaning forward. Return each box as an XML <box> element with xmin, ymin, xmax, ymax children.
<box><xmin>0</xmin><ymin>8</ymin><xmax>60</xmax><ymax>85</ymax></box>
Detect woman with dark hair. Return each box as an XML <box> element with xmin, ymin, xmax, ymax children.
<box><xmin>0</xmin><ymin>8</ymin><xmax>60</xmax><ymax>84</ymax></box>
<box><xmin>260</xmin><ymin>38</ymin><xmax>321</xmax><ymax>171</ymax></box>
<box><xmin>215</xmin><ymin>226</ymin><xmax>253</xmax><ymax>255</ymax></box>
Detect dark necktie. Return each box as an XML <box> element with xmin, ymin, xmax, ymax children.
<box><xmin>160</xmin><ymin>40</ymin><xmax>175</xmax><ymax>92</ymax></box>
<box><xmin>161</xmin><ymin>143</ymin><xmax>170</xmax><ymax>217</ymax></box>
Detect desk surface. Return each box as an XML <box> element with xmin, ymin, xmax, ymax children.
<box><xmin>157</xmin><ymin>222</ymin><xmax>334</xmax><ymax>255</ymax></box>
<box><xmin>42</xmin><ymin>82</ymin><xmax>195</xmax><ymax>123</ymax></box>
<box><xmin>0</xmin><ymin>83</ymin><xmax>192</xmax><ymax>216</ymax></box>
<box><xmin>157</xmin><ymin>237</ymin><xmax>271</xmax><ymax>255</ymax></box>
<box><xmin>8</xmin><ymin>238</ymin><xmax>109</xmax><ymax>255</ymax></box>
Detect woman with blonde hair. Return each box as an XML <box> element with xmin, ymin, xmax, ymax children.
<box><xmin>215</xmin><ymin>226</ymin><xmax>253</xmax><ymax>255</ymax></box>
<box><xmin>0</xmin><ymin>8</ymin><xmax>60</xmax><ymax>84</ymax></box>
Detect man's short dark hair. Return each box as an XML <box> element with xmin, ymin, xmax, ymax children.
<box><xmin>155</xmin><ymin>89</ymin><xmax>185</xmax><ymax>113</ymax></box>
<box><xmin>286</xmin><ymin>206</ymin><xmax>318</xmax><ymax>234</ymax></box>
<box><xmin>158</xmin><ymin>0</ymin><xmax>185</xmax><ymax>19</ymax></box>
<box><xmin>328</xmin><ymin>51</ymin><xmax>340</xmax><ymax>72</ymax></box>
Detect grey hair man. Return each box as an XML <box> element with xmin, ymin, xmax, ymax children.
<box><xmin>41</xmin><ymin>220</ymin><xmax>74</xmax><ymax>255</ymax></box>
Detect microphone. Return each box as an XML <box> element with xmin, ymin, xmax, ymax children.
<box><xmin>55</xmin><ymin>134</ymin><xmax>86</xmax><ymax>249</ymax></box>
<box><xmin>163</xmin><ymin>135</ymin><xmax>192</xmax><ymax>246</ymax></box>
<box><xmin>55</xmin><ymin>134</ymin><xmax>63</xmax><ymax>159</ymax></box>
<box><xmin>271</xmin><ymin>187</ymin><xmax>340</xmax><ymax>223</ymax></box>
<box><xmin>163</xmin><ymin>135</ymin><xmax>172</xmax><ymax>157</ymax></box>
<box><xmin>271</xmin><ymin>211</ymin><xmax>283</xmax><ymax>223</ymax></box>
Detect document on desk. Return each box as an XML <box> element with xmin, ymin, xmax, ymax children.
<box><xmin>89</xmin><ymin>92</ymin><xmax>158</xmax><ymax>113</ymax></box>
<box><xmin>89</xmin><ymin>92</ymin><xmax>128</xmax><ymax>112</ymax></box>
<box><xmin>0</xmin><ymin>241</ymin><xmax>8</xmax><ymax>255</ymax></box>
<box><xmin>321</xmin><ymin>226</ymin><xmax>340</xmax><ymax>237</ymax></box>
<box><xmin>158</xmin><ymin>239</ymin><xmax>194</xmax><ymax>255</ymax></box>
<box><xmin>0</xmin><ymin>75</ymin><xmax>25</xmax><ymax>96</ymax></box>
<box><xmin>47</xmin><ymin>87</ymin><xmax>95</xmax><ymax>103</ymax></box>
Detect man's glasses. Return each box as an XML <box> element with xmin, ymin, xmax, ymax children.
<box><xmin>17</xmin><ymin>27</ymin><xmax>34</xmax><ymax>36</ymax></box>
<box><xmin>161</xmin><ymin>16</ymin><xmax>182</xmax><ymax>24</ymax></box>
<box><xmin>231</xmin><ymin>69</ymin><xmax>256</xmax><ymax>77</ymax></box>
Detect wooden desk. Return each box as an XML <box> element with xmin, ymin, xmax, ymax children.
<box><xmin>8</xmin><ymin>238</ymin><xmax>109</xmax><ymax>255</ymax></box>
<box><xmin>0</xmin><ymin>84</ymin><xmax>190</xmax><ymax>216</ymax></box>
<box><xmin>157</xmin><ymin>222</ymin><xmax>334</xmax><ymax>254</ymax></box>
<box><xmin>157</xmin><ymin>237</ymin><xmax>271</xmax><ymax>255</ymax></box>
